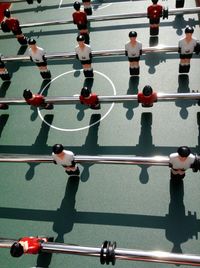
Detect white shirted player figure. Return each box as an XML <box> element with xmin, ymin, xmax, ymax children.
<box><xmin>75</xmin><ymin>34</ymin><xmax>93</xmax><ymax>78</ymax></box>
<box><xmin>178</xmin><ymin>26</ymin><xmax>198</xmax><ymax>73</ymax></box>
<box><xmin>52</xmin><ymin>144</ymin><xmax>80</xmax><ymax>176</ymax></box>
<box><xmin>125</xmin><ymin>31</ymin><xmax>142</xmax><ymax>76</ymax></box>
<box><xmin>169</xmin><ymin>146</ymin><xmax>195</xmax><ymax>180</ymax></box>
<box><xmin>28</xmin><ymin>38</ymin><xmax>51</xmax><ymax>80</ymax></box>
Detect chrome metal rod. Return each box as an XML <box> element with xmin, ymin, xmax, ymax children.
<box><xmin>8</xmin><ymin>7</ymin><xmax>200</xmax><ymax>28</ymax></box>
<box><xmin>0</xmin><ymin>93</ymin><xmax>200</xmax><ymax>105</ymax></box>
<box><xmin>2</xmin><ymin>239</ymin><xmax>200</xmax><ymax>266</ymax></box>
<box><xmin>0</xmin><ymin>46</ymin><xmax>182</xmax><ymax>63</ymax></box>
<box><xmin>42</xmin><ymin>242</ymin><xmax>200</xmax><ymax>266</ymax></box>
<box><xmin>0</xmin><ymin>154</ymin><xmax>170</xmax><ymax>166</ymax></box>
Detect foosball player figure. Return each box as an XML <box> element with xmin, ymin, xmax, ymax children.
<box><xmin>1</xmin><ymin>9</ymin><xmax>28</xmax><ymax>46</ymax></box>
<box><xmin>10</xmin><ymin>236</ymin><xmax>52</xmax><ymax>257</ymax></box>
<box><xmin>75</xmin><ymin>34</ymin><xmax>93</xmax><ymax>78</ymax></box>
<box><xmin>169</xmin><ymin>146</ymin><xmax>199</xmax><ymax>181</ymax></box>
<box><xmin>137</xmin><ymin>85</ymin><xmax>157</xmax><ymax>107</ymax></box>
<box><xmin>28</xmin><ymin>38</ymin><xmax>51</xmax><ymax>80</ymax></box>
<box><xmin>52</xmin><ymin>144</ymin><xmax>80</xmax><ymax>176</ymax></box>
<box><xmin>82</xmin><ymin>0</ymin><xmax>92</xmax><ymax>15</ymax></box>
<box><xmin>125</xmin><ymin>31</ymin><xmax>142</xmax><ymax>76</ymax></box>
<box><xmin>72</xmin><ymin>2</ymin><xmax>90</xmax><ymax>44</ymax></box>
<box><xmin>147</xmin><ymin>0</ymin><xmax>163</xmax><ymax>36</ymax></box>
<box><xmin>79</xmin><ymin>87</ymin><xmax>100</xmax><ymax>109</ymax></box>
<box><xmin>178</xmin><ymin>26</ymin><xmax>199</xmax><ymax>73</ymax></box>
<box><xmin>0</xmin><ymin>55</ymin><xmax>11</xmax><ymax>81</ymax></box>
<box><xmin>23</xmin><ymin>89</ymin><xmax>53</xmax><ymax>109</ymax></box>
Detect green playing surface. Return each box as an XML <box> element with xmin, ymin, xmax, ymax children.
<box><xmin>0</xmin><ymin>0</ymin><xmax>200</xmax><ymax>267</ymax></box>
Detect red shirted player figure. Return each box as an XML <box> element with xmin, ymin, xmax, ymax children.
<box><xmin>137</xmin><ymin>85</ymin><xmax>157</xmax><ymax>107</ymax></box>
<box><xmin>72</xmin><ymin>1</ymin><xmax>90</xmax><ymax>44</ymax></box>
<box><xmin>23</xmin><ymin>89</ymin><xmax>53</xmax><ymax>109</ymax></box>
<box><xmin>147</xmin><ymin>0</ymin><xmax>163</xmax><ymax>36</ymax></box>
<box><xmin>10</xmin><ymin>236</ymin><xmax>52</xmax><ymax>257</ymax></box>
<box><xmin>79</xmin><ymin>87</ymin><xmax>100</xmax><ymax>109</ymax></box>
<box><xmin>1</xmin><ymin>9</ymin><xmax>27</xmax><ymax>46</ymax></box>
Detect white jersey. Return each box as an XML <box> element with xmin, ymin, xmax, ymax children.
<box><xmin>125</xmin><ymin>41</ymin><xmax>142</xmax><ymax>57</ymax></box>
<box><xmin>52</xmin><ymin>150</ymin><xmax>75</xmax><ymax>166</ymax></box>
<box><xmin>178</xmin><ymin>37</ymin><xmax>197</xmax><ymax>54</ymax></box>
<box><xmin>28</xmin><ymin>46</ymin><xmax>45</xmax><ymax>62</ymax></box>
<box><xmin>169</xmin><ymin>153</ymin><xmax>195</xmax><ymax>170</ymax></box>
<box><xmin>75</xmin><ymin>44</ymin><xmax>91</xmax><ymax>61</ymax></box>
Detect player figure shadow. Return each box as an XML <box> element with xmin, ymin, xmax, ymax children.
<box><xmin>144</xmin><ymin>52</ymin><xmax>166</xmax><ymax>74</ymax></box>
<box><xmin>175</xmin><ymin>74</ymin><xmax>195</xmax><ymax>119</ymax></box>
<box><xmin>36</xmin><ymin>251</ymin><xmax>53</xmax><ymax>268</ymax></box>
<box><xmin>0</xmin><ymin>114</ymin><xmax>9</xmax><ymax>138</ymax></box>
<box><xmin>80</xmin><ymin>114</ymin><xmax>101</xmax><ymax>182</ymax></box>
<box><xmin>72</xmin><ymin>59</ymin><xmax>82</xmax><ymax>78</ymax></box>
<box><xmin>30</xmin><ymin>80</ymin><xmax>52</xmax><ymax>121</ymax></box>
<box><xmin>165</xmin><ymin>179</ymin><xmax>198</xmax><ymax>253</ymax></box>
<box><xmin>136</xmin><ymin>112</ymin><xmax>154</xmax><ymax>184</ymax></box>
<box><xmin>123</xmin><ymin>76</ymin><xmax>139</xmax><ymax>119</ymax></box>
<box><xmin>0</xmin><ymin>80</ymin><xmax>11</xmax><ymax>98</ymax></box>
<box><xmin>53</xmin><ymin>176</ymin><xmax>80</xmax><ymax>243</ymax></box>
<box><xmin>75</xmin><ymin>78</ymin><xmax>94</xmax><ymax>120</ymax></box>
<box><xmin>25</xmin><ymin>114</ymin><xmax>54</xmax><ymax>180</ymax></box>
<box><xmin>172</xmin><ymin>15</ymin><xmax>196</xmax><ymax>36</ymax></box>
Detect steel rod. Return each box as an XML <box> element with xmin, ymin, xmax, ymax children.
<box><xmin>0</xmin><ymin>154</ymin><xmax>170</xmax><ymax>166</ymax></box>
<box><xmin>4</xmin><ymin>7</ymin><xmax>199</xmax><ymax>28</ymax></box>
<box><xmin>0</xmin><ymin>46</ymin><xmax>184</xmax><ymax>63</ymax></box>
<box><xmin>1</xmin><ymin>238</ymin><xmax>200</xmax><ymax>266</ymax></box>
<box><xmin>42</xmin><ymin>243</ymin><xmax>200</xmax><ymax>266</ymax></box>
<box><xmin>0</xmin><ymin>92</ymin><xmax>200</xmax><ymax>105</ymax></box>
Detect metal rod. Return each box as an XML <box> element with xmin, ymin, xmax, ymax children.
<box><xmin>0</xmin><ymin>46</ymin><xmax>182</xmax><ymax>63</ymax></box>
<box><xmin>1</xmin><ymin>238</ymin><xmax>200</xmax><ymax>266</ymax></box>
<box><xmin>0</xmin><ymin>92</ymin><xmax>200</xmax><ymax>105</ymax></box>
<box><xmin>42</xmin><ymin>242</ymin><xmax>200</xmax><ymax>266</ymax></box>
<box><xmin>8</xmin><ymin>7</ymin><xmax>200</xmax><ymax>28</ymax></box>
<box><xmin>0</xmin><ymin>154</ymin><xmax>170</xmax><ymax>166</ymax></box>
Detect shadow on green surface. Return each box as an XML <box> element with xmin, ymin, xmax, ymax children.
<box><xmin>0</xmin><ymin>197</ymin><xmax>199</xmax><ymax>254</ymax></box>
<box><xmin>53</xmin><ymin>176</ymin><xmax>80</xmax><ymax>243</ymax></box>
<box><xmin>123</xmin><ymin>76</ymin><xmax>139</xmax><ymax>120</ymax></box>
<box><xmin>25</xmin><ymin>114</ymin><xmax>54</xmax><ymax>180</ymax></box>
<box><xmin>0</xmin><ymin>114</ymin><xmax>9</xmax><ymax>138</ymax></box>
<box><xmin>175</xmin><ymin>74</ymin><xmax>197</xmax><ymax>119</ymax></box>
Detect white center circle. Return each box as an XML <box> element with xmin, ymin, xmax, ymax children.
<box><xmin>38</xmin><ymin>69</ymin><xmax>116</xmax><ymax>132</ymax></box>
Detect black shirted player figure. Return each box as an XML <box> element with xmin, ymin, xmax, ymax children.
<box><xmin>1</xmin><ymin>9</ymin><xmax>28</xmax><ymax>46</ymax></box>
<box><xmin>0</xmin><ymin>54</ymin><xmax>11</xmax><ymax>82</ymax></box>
<box><xmin>178</xmin><ymin>26</ymin><xmax>199</xmax><ymax>73</ymax></box>
<box><xmin>82</xmin><ymin>0</ymin><xmax>92</xmax><ymax>15</ymax></box>
<box><xmin>169</xmin><ymin>146</ymin><xmax>198</xmax><ymax>181</ymax></box>
<box><xmin>75</xmin><ymin>35</ymin><xmax>93</xmax><ymax>78</ymax></box>
<box><xmin>28</xmin><ymin>39</ymin><xmax>51</xmax><ymax>80</ymax></box>
<box><xmin>125</xmin><ymin>31</ymin><xmax>142</xmax><ymax>76</ymax></box>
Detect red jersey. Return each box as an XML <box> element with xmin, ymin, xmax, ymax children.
<box><xmin>147</xmin><ymin>5</ymin><xmax>163</xmax><ymax>19</ymax></box>
<box><xmin>73</xmin><ymin>11</ymin><xmax>87</xmax><ymax>25</ymax></box>
<box><xmin>5</xmin><ymin>18</ymin><xmax>20</xmax><ymax>32</ymax></box>
<box><xmin>137</xmin><ymin>92</ymin><xmax>157</xmax><ymax>106</ymax></box>
<box><xmin>80</xmin><ymin>93</ymin><xmax>98</xmax><ymax>106</ymax></box>
<box><xmin>26</xmin><ymin>94</ymin><xmax>45</xmax><ymax>107</ymax></box>
<box><xmin>19</xmin><ymin>237</ymin><xmax>44</xmax><ymax>254</ymax></box>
